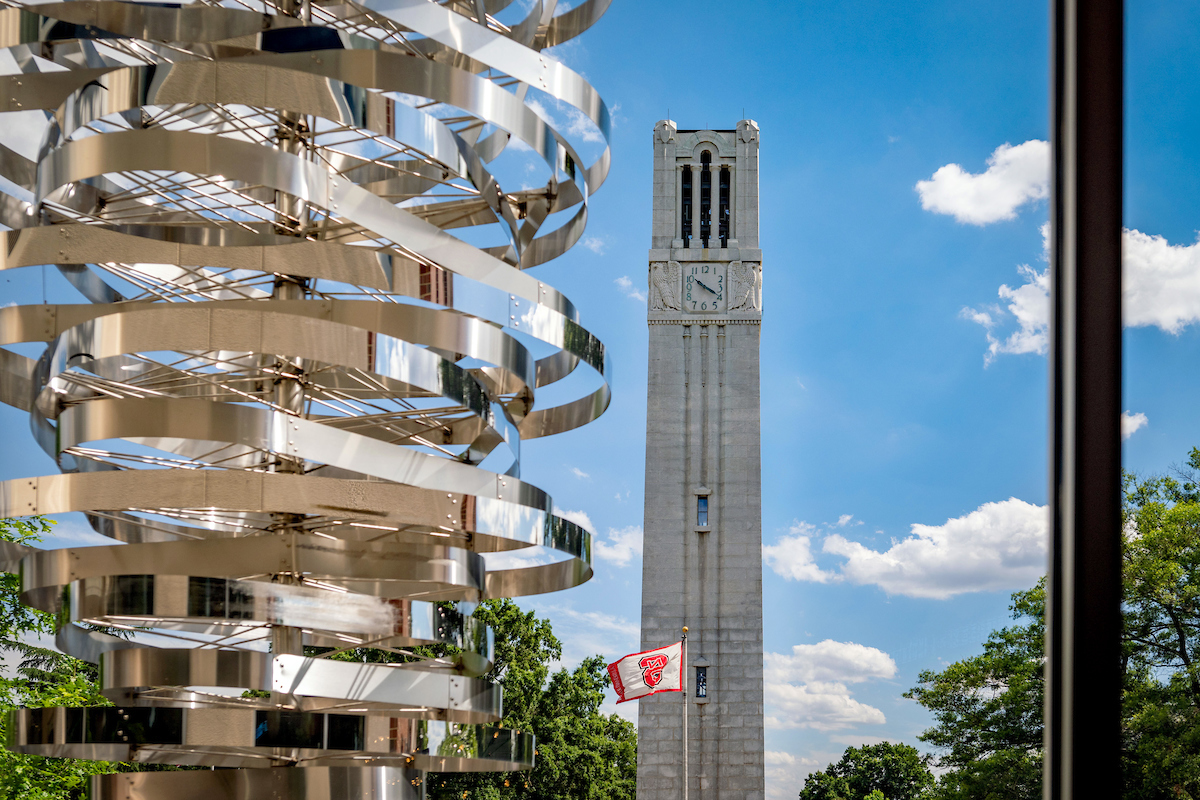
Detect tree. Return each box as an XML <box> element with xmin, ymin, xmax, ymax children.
<box><xmin>0</xmin><ymin>517</ymin><xmax>121</xmax><ymax>799</ymax></box>
<box><xmin>799</xmin><ymin>742</ymin><xmax>934</xmax><ymax>800</ymax></box>
<box><xmin>423</xmin><ymin>600</ymin><xmax>637</xmax><ymax>800</ymax></box>
<box><xmin>0</xmin><ymin>519</ymin><xmax>635</xmax><ymax>798</ymax></box>
<box><xmin>900</xmin><ymin>447</ymin><xmax>1200</xmax><ymax>800</ymax></box>
<box><xmin>1120</xmin><ymin>453</ymin><xmax>1200</xmax><ymax>798</ymax></box>
<box><xmin>511</xmin><ymin>655</ymin><xmax>637</xmax><ymax>800</ymax></box>
<box><xmin>903</xmin><ymin>582</ymin><xmax>1044</xmax><ymax>800</ymax></box>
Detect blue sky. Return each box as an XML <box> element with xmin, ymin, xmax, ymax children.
<box><xmin>503</xmin><ymin>0</ymin><xmax>1200</xmax><ymax>796</ymax></box>
<box><xmin>2</xmin><ymin>2</ymin><xmax>1200</xmax><ymax>798</ymax></box>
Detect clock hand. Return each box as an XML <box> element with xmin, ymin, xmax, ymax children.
<box><xmin>695</xmin><ymin>279</ymin><xmax>718</xmax><ymax>295</ymax></box>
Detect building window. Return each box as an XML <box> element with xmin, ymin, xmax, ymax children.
<box><xmin>699</xmin><ymin>151</ymin><xmax>712</xmax><ymax>247</ymax></box>
<box><xmin>719</xmin><ymin>167</ymin><xmax>730</xmax><ymax>246</ymax></box>
<box><xmin>696</xmin><ymin>666</ymin><xmax>707</xmax><ymax>698</ymax></box>
<box><xmin>681</xmin><ymin>166</ymin><xmax>692</xmax><ymax>248</ymax></box>
<box><xmin>697</xmin><ymin>496</ymin><xmax>708</xmax><ymax>526</ymax></box>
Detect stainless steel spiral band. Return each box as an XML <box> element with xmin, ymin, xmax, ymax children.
<box><xmin>0</xmin><ymin>0</ymin><xmax>612</xmax><ymax>794</ymax></box>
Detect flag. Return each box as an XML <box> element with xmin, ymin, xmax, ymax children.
<box><xmin>607</xmin><ymin>641</ymin><xmax>683</xmax><ymax>703</ymax></box>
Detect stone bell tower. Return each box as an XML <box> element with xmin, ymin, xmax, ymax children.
<box><xmin>638</xmin><ymin>119</ymin><xmax>764</xmax><ymax>800</ymax></box>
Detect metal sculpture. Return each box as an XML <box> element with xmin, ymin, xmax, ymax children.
<box><xmin>0</xmin><ymin>0</ymin><xmax>612</xmax><ymax>796</ymax></box>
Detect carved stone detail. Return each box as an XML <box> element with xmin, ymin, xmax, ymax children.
<box><xmin>737</xmin><ymin>121</ymin><xmax>759</xmax><ymax>143</ymax></box>
<box><xmin>649</xmin><ymin>261</ymin><xmax>681</xmax><ymax>311</ymax></box>
<box><xmin>728</xmin><ymin>261</ymin><xmax>760</xmax><ymax>311</ymax></box>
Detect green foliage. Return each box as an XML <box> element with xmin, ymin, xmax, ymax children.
<box><xmin>0</xmin><ymin>522</ymin><xmax>634</xmax><ymax>798</ymax></box>
<box><xmin>475</xmin><ymin>598</ymin><xmax>563</xmax><ymax>732</ymax></box>
<box><xmin>891</xmin><ymin>447</ymin><xmax>1200</xmax><ymax>800</ymax></box>
<box><xmin>799</xmin><ymin>741</ymin><xmax>934</xmax><ymax>800</ymax></box>
<box><xmin>0</xmin><ymin>517</ymin><xmax>122</xmax><ymax>799</ymax></box>
<box><xmin>427</xmin><ymin>600</ymin><xmax>637</xmax><ymax>800</ymax></box>
<box><xmin>924</xmin><ymin>750</ymin><xmax>1042</xmax><ymax>800</ymax></box>
<box><xmin>1121</xmin><ymin>460</ymin><xmax>1200</xmax><ymax>799</ymax></box>
<box><xmin>0</xmin><ymin>517</ymin><xmax>56</xmax><ymax>649</ymax></box>
<box><xmin>902</xmin><ymin>582</ymin><xmax>1044</xmax><ymax>800</ymax></box>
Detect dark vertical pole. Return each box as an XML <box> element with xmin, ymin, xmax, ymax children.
<box><xmin>1046</xmin><ymin>1</ymin><xmax>1123</xmax><ymax>799</ymax></box>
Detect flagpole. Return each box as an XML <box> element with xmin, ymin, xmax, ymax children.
<box><xmin>682</xmin><ymin>625</ymin><xmax>688</xmax><ymax>800</ymax></box>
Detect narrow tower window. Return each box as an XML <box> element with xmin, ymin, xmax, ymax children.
<box><xmin>697</xmin><ymin>496</ymin><xmax>709</xmax><ymax>526</ymax></box>
<box><xmin>696</xmin><ymin>666</ymin><xmax>707</xmax><ymax>698</ymax></box>
<box><xmin>719</xmin><ymin>167</ymin><xmax>731</xmax><ymax>246</ymax></box>
<box><xmin>699</xmin><ymin>151</ymin><xmax>712</xmax><ymax>248</ymax></box>
<box><xmin>681</xmin><ymin>166</ymin><xmax>693</xmax><ymax>248</ymax></box>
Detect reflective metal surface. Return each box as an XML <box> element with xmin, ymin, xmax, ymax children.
<box><xmin>9</xmin><ymin>707</ymin><xmax>533</xmax><ymax>770</ymax></box>
<box><xmin>0</xmin><ymin>0</ymin><xmax>612</xmax><ymax>793</ymax></box>
<box><xmin>92</xmin><ymin>767</ymin><xmax>427</xmax><ymax>800</ymax></box>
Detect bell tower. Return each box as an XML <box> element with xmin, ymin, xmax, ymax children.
<box><xmin>638</xmin><ymin>119</ymin><xmax>764</xmax><ymax>800</ymax></box>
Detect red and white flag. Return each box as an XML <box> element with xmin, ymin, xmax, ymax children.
<box><xmin>607</xmin><ymin>641</ymin><xmax>683</xmax><ymax>703</ymax></box>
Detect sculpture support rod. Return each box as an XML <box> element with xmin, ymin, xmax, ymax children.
<box><xmin>1046</xmin><ymin>0</ymin><xmax>1123</xmax><ymax>797</ymax></box>
<box><xmin>271</xmin><ymin>81</ymin><xmax>311</xmax><ymax>681</ymax></box>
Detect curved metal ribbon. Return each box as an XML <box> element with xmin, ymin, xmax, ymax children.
<box><xmin>91</xmin><ymin>767</ymin><xmax>427</xmax><ymax>800</ymax></box>
<box><xmin>0</xmin><ymin>0</ymin><xmax>612</xmax><ymax>791</ymax></box>
<box><xmin>8</xmin><ymin>707</ymin><xmax>534</xmax><ymax>771</ymax></box>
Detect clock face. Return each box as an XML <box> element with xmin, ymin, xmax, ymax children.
<box><xmin>683</xmin><ymin>264</ymin><xmax>726</xmax><ymax>313</ymax></box>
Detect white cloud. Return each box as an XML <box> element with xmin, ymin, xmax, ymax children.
<box><xmin>527</xmin><ymin>96</ymin><xmax>604</xmax><ymax>144</ymax></box>
<box><xmin>764</xmin><ymin>682</ymin><xmax>888</xmax><ymax>732</ymax></box>
<box><xmin>569</xmin><ymin>466</ymin><xmax>590</xmax><ymax>480</ymax></box>
<box><xmin>563</xmin><ymin>106</ymin><xmax>604</xmax><ymax>144</ymax></box>
<box><xmin>765</xmin><ymin>750</ymin><xmax>822</xmax><ymax>800</ymax></box>
<box><xmin>580</xmin><ymin>236</ymin><xmax>606</xmax><ymax>255</ymax></box>
<box><xmin>762</xmin><ymin>521</ymin><xmax>836</xmax><ymax>583</ymax></box>
<box><xmin>961</xmin><ymin>307</ymin><xmax>994</xmax><ymax>328</ymax></box>
<box><xmin>765</xmin><ymin>640</ymin><xmax>897</xmax><ymax>686</ymax></box>
<box><xmin>1123</xmin><ymin>229</ymin><xmax>1200</xmax><ymax>333</ymax></box>
<box><xmin>557</xmin><ymin>607</ymin><xmax>638</xmax><ymax>642</ymax></box>
<box><xmin>1121</xmin><ymin>411</ymin><xmax>1149</xmax><ymax>440</ymax></box>
<box><xmin>966</xmin><ymin>227</ymin><xmax>1200</xmax><ymax>361</ymax></box>
<box><xmin>765</xmin><ymin>750</ymin><xmax>799</xmax><ymax>765</ymax></box>
<box><xmin>538</xmin><ymin>605</ymin><xmax>639</xmax><ymax>670</ymax></box>
<box><xmin>916</xmin><ymin>140</ymin><xmax>1049</xmax><ymax>225</ymax></box>
<box><xmin>823</xmin><ymin>498</ymin><xmax>1047</xmax><ymax>599</ymax></box>
<box><xmin>600</xmin><ymin>699</ymin><xmax>639</xmax><ymax>726</ymax></box>
<box><xmin>961</xmin><ymin>263</ymin><xmax>1050</xmax><ymax>364</ymax></box>
<box><xmin>593</xmin><ymin>525</ymin><xmax>642</xmax><ymax>567</ymax></box>
<box><xmin>615</xmin><ymin>275</ymin><xmax>646</xmax><ymax>303</ymax></box>
<box><xmin>764</xmin><ymin>640</ymin><xmax>895</xmax><ymax>731</ymax></box>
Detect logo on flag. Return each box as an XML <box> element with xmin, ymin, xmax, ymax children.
<box><xmin>607</xmin><ymin>641</ymin><xmax>683</xmax><ymax>703</ymax></box>
<box><xmin>640</xmin><ymin>654</ymin><xmax>670</xmax><ymax>687</ymax></box>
